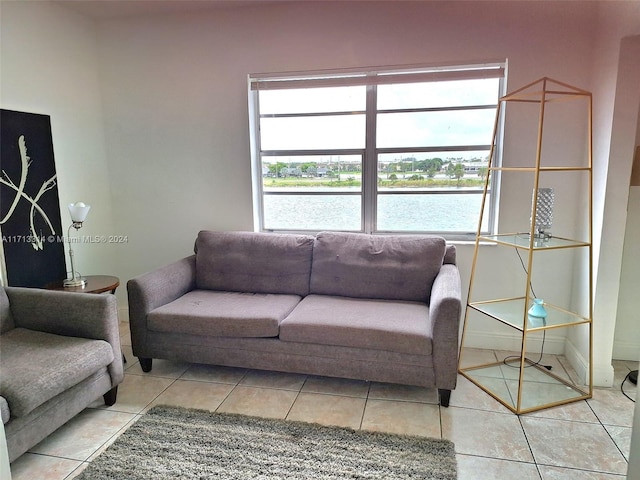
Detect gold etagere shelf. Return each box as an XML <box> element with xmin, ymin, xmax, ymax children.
<box><xmin>458</xmin><ymin>77</ymin><xmax>594</xmax><ymax>414</ymax></box>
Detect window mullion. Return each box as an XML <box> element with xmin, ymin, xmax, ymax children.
<box><xmin>363</xmin><ymin>83</ymin><xmax>378</xmax><ymax>234</ymax></box>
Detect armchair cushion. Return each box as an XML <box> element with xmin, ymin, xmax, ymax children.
<box><xmin>0</xmin><ymin>328</ymin><xmax>114</xmax><ymax>418</ymax></box>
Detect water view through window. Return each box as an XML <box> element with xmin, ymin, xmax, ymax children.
<box><xmin>264</xmin><ymin>192</ymin><xmax>489</xmax><ymax>232</ymax></box>
<box><xmin>250</xmin><ymin>64</ymin><xmax>504</xmax><ymax>236</ymax></box>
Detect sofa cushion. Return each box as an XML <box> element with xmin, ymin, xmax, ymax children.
<box><xmin>0</xmin><ymin>288</ymin><xmax>14</xmax><ymax>334</ymax></box>
<box><xmin>310</xmin><ymin>231</ymin><xmax>446</xmax><ymax>303</ymax></box>
<box><xmin>195</xmin><ymin>231</ymin><xmax>315</xmax><ymax>296</ymax></box>
<box><xmin>0</xmin><ymin>328</ymin><xmax>114</xmax><ymax>418</ymax></box>
<box><xmin>279</xmin><ymin>294</ymin><xmax>432</xmax><ymax>356</ymax></box>
<box><xmin>147</xmin><ymin>290</ymin><xmax>301</xmax><ymax>338</ymax></box>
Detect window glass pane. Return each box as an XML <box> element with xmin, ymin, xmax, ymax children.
<box><xmin>259</xmin><ymin>86</ymin><xmax>365</xmax><ymax>115</ymax></box>
<box><xmin>377</xmin><ymin>109</ymin><xmax>495</xmax><ymax>148</ymax></box>
<box><xmin>377</xmin><ymin>193</ymin><xmax>489</xmax><ymax>232</ymax></box>
<box><xmin>260</xmin><ymin>115</ymin><xmax>365</xmax><ymax>150</ymax></box>
<box><xmin>262</xmin><ymin>155</ymin><xmax>362</xmax><ymax>192</ymax></box>
<box><xmin>378</xmin><ymin>78</ymin><xmax>500</xmax><ymax>110</ymax></box>
<box><xmin>377</xmin><ymin>151</ymin><xmax>489</xmax><ymax>191</ymax></box>
<box><xmin>263</xmin><ymin>194</ymin><xmax>361</xmax><ymax>231</ymax></box>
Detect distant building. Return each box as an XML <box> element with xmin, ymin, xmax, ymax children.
<box><xmin>464</xmin><ymin>163</ymin><xmax>488</xmax><ymax>173</ymax></box>
<box><xmin>280</xmin><ymin>167</ymin><xmax>302</xmax><ymax>177</ymax></box>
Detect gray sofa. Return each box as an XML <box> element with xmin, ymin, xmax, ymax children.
<box><xmin>128</xmin><ymin>230</ymin><xmax>461</xmax><ymax>406</ymax></box>
<box><xmin>0</xmin><ymin>287</ymin><xmax>124</xmax><ymax>462</ymax></box>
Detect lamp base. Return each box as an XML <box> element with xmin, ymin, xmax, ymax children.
<box><xmin>630</xmin><ymin>370</ymin><xmax>638</xmax><ymax>385</ymax></box>
<box><xmin>63</xmin><ymin>277</ymin><xmax>86</xmax><ymax>288</ymax></box>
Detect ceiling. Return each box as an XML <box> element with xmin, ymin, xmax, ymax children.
<box><xmin>52</xmin><ymin>0</ymin><xmax>290</xmax><ymax>20</ymax></box>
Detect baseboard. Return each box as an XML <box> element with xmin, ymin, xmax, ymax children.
<box><xmin>464</xmin><ymin>330</ymin><xmax>610</xmax><ymax>386</ymax></box>
<box><xmin>462</xmin><ymin>330</ymin><xmax>566</xmax><ymax>355</ymax></box>
<box><xmin>612</xmin><ymin>339</ymin><xmax>640</xmax><ymax>362</ymax></box>
<box><xmin>563</xmin><ymin>337</ymin><xmax>591</xmax><ymax>385</ymax></box>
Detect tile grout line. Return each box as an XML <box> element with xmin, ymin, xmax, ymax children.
<box><xmin>214</xmin><ymin>369</ymin><xmax>251</xmax><ymax>414</ymax></box>
<box><xmin>516</xmin><ymin>413</ymin><xmax>541</xmax><ymax>477</ymax></box>
<box><xmin>357</xmin><ymin>381</ymin><xmax>372</xmax><ymax>431</ymax></box>
<box><xmin>282</xmin><ymin>375</ymin><xmax>307</xmax><ymax>420</ymax></box>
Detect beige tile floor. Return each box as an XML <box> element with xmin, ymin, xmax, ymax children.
<box><xmin>8</xmin><ymin>322</ymin><xmax>637</xmax><ymax>480</ymax></box>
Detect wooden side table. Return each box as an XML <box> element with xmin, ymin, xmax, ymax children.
<box><xmin>45</xmin><ymin>275</ymin><xmax>120</xmax><ymax>294</ymax></box>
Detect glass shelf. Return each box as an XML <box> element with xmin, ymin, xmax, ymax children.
<box><xmin>469</xmin><ymin>297</ymin><xmax>589</xmax><ymax>331</ymax></box>
<box><xmin>478</xmin><ymin>233</ymin><xmax>590</xmax><ymax>250</ymax></box>
<box><xmin>460</xmin><ymin>359</ymin><xmax>590</xmax><ymax>414</ymax></box>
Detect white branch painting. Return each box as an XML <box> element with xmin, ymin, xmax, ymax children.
<box><xmin>0</xmin><ymin>135</ymin><xmax>58</xmax><ymax>250</ymax></box>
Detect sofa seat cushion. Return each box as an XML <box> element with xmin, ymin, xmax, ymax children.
<box><xmin>279</xmin><ymin>295</ymin><xmax>432</xmax><ymax>356</ymax></box>
<box><xmin>310</xmin><ymin>231</ymin><xmax>446</xmax><ymax>303</ymax></box>
<box><xmin>0</xmin><ymin>328</ymin><xmax>114</xmax><ymax>418</ymax></box>
<box><xmin>147</xmin><ymin>290</ymin><xmax>301</xmax><ymax>338</ymax></box>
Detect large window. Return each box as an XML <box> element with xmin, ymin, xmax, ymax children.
<box><xmin>249</xmin><ymin>62</ymin><xmax>505</xmax><ymax>238</ymax></box>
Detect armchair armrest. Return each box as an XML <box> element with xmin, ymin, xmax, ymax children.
<box><xmin>428</xmin><ymin>263</ymin><xmax>462</xmax><ymax>391</ymax></box>
<box><xmin>5</xmin><ymin>286</ymin><xmax>124</xmax><ymax>385</ymax></box>
<box><xmin>127</xmin><ymin>255</ymin><xmax>196</xmax><ymax>356</ymax></box>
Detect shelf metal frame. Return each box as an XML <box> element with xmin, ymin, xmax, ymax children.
<box><xmin>458</xmin><ymin>77</ymin><xmax>594</xmax><ymax>414</ymax></box>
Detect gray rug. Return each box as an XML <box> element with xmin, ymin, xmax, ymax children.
<box><xmin>77</xmin><ymin>405</ymin><xmax>457</xmax><ymax>479</ymax></box>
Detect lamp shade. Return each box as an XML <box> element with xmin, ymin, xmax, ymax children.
<box><xmin>68</xmin><ymin>202</ymin><xmax>90</xmax><ymax>223</ymax></box>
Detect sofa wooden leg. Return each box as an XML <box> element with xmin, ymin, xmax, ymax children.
<box><xmin>438</xmin><ymin>389</ymin><xmax>451</xmax><ymax>407</ymax></box>
<box><xmin>103</xmin><ymin>386</ymin><xmax>118</xmax><ymax>406</ymax></box>
<box><xmin>139</xmin><ymin>357</ymin><xmax>153</xmax><ymax>372</ymax></box>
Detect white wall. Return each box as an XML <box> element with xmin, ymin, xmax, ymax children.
<box><xmin>0</xmin><ymin>1</ymin><xmax>116</xmax><ymax>288</ymax></box>
<box><xmin>1</xmin><ymin>1</ymin><xmax>639</xmax><ymax>382</ymax></box>
<box><xmin>629</xmin><ymin>381</ymin><xmax>640</xmax><ymax>479</ymax></box>
<box><xmin>96</xmin><ymin>0</ymin><xmax>597</xmax><ymax>319</ymax></box>
<box><xmin>588</xmin><ymin>26</ymin><xmax>640</xmax><ymax>384</ymax></box>
<box><xmin>614</xmin><ymin>110</ymin><xmax>640</xmax><ymax>361</ymax></box>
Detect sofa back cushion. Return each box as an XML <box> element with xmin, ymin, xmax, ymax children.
<box><xmin>310</xmin><ymin>231</ymin><xmax>446</xmax><ymax>303</ymax></box>
<box><xmin>0</xmin><ymin>288</ymin><xmax>14</xmax><ymax>334</ymax></box>
<box><xmin>195</xmin><ymin>231</ymin><xmax>315</xmax><ymax>296</ymax></box>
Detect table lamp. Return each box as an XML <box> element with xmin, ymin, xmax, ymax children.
<box><xmin>64</xmin><ymin>201</ymin><xmax>91</xmax><ymax>287</ymax></box>
<box><xmin>531</xmin><ymin>187</ymin><xmax>554</xmax><ymax>240</ymax></box>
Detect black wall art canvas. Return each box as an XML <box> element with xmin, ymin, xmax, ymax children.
<box><xmin>1</xmin><ymin>109</ymin><xmax>66</xmax><ymax>287</ymax></box>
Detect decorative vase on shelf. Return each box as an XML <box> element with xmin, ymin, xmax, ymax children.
<box><xmin>528</xmin><ymin>298</ymin><xmax>547</xmax><ymax>318</ymax></box>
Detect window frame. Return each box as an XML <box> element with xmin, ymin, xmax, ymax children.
<box><xmin>249</xmin><ymin>61</ymin><xmax>506</xmax><ymax>239</ymax></box>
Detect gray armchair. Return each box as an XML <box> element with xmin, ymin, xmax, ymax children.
<box><xmin>0</xmin><ymin>286</ymin><xmax>124</xmax><ymax>462</ymax></box>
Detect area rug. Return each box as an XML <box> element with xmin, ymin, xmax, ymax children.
<box><xmin>76</xmin><ymin>405</ymin><xmax>456</xmax><ymax>479</ymax></box>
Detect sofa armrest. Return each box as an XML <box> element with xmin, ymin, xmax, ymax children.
<box><xmin>127</xmin><ymin>255</ymin><xmax>196</xmax><ymax>355</ymax></box>
<box><xmin>428</xmin><ymin>263</ymin><xmax>462</xmax><ymax>391</ymax></box>
<box><xmin>5</xmin><ymin>287</ymin><xmax>124</xmax><ymax>386</ymax></box>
